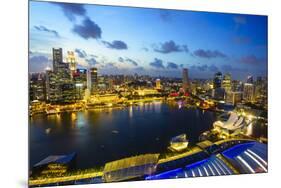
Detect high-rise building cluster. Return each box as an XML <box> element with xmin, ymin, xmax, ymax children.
<box><xmin>29</xmin><ymin>48</ymin><xmax>267</xmax><ymax>109</ymax></box>
<box><xmin>30</xmin><ymin>48</ymin><xmax>99</xmax><ymax>103</ymax></box>
<box><xmin>208</xmin><ymin>72</ymin><xmax>267</xmax><ymax>106</ymax></box>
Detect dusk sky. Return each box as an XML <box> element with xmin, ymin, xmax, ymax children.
<box><xmin>29</xmin><ymin>1</ymin><xmax>268</xmax><ymax>80</ymax></box>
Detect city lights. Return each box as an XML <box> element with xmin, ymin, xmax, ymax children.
<box><xmin>28</xmin><ymin>1</ymin><xmax>268</xmax><ymax>186</ymax></box>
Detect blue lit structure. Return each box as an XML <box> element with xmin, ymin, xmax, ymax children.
<box><xmin>146</xmin><ymin>142</ymin><xmax>267</xmax><ymax>180</ymax></box>
<box><xmin>222</xmin><ymin>142</ymin><xmax>267</xmax><ymax>174</ymax></box>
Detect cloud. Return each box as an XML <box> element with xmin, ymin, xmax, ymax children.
<box><xmin>159</xmin><ymin>10</ymin><xmax>172</xmax><ymax>22</ymax></box>
<box><xmin>193</xmin><ymin>49</ymin><xmax>227</xmax><ymax>59</ymax></box>
<box><xmin>118</xmin><ymin>57</ymin><xmax>138</xmax><ymax>66</ymax></box>
<box><xmin>233</xmin><ymin>36</ymin><xmax>251</xmax><ymax>45</ymax></box>
<box><xmin>167</xmin><ymin>62</ymin><xmax>178</xmax><ymax>69</ymax></box>
<box><xmin>118</xmin><ymin>57</ymin><xmax>124</xmax><ymax>62</ymax></box>
<box><xmin>134</xmin><ymin>66</ymin><xmax>145</xmax><ymax>72</ymax></box>
<box><xmin>233</xmin><ymin>16</ymin><xmax>247</xmax><ymax>31</ymax></box>
<box><xmin>102</xmin><ymin>40</ymin><xmax>128</xmax><ymax>50</ymax></box>
<box><xmin>89</xmin><ymin>54</ymin><xmax>98</xmax><ymax>58</ymax></box>
<box><xmin>239</xmin><ymin>55</ymin><xmax>266</xmax><ymax>65</ymax></box>
<box><xmin>86</xmin><ymin>57</ymin><xmax>98</xmax><ymax>66</ymax></box>
<box><xmin>191</xmin><ymin>64</ymin><xmax>207</xmax><ymax>71</ymax></box>
<box><xmin>221</xmin><ymin>64</ymin><xmax>247</xmax><ymax>72</ymax></box>
<box><xmin>125</xmin><ymin>58</ymin><xmax>138</xmax><ymax>66</ymax></box>
<box><xmin>149</xmin><ymin>58</ymin><xmax>165</xmax><ymax>69</ymax></box>
<box><xmin>191</xmin><ymin>64</ymin><xmax>219</xmax><ymax>72</ymax></box>
<box><xmin>29</xmin><ymin>55</ymin><xmax>51</xmax><ymax>72</ymax></box>
<box><xmin>75</xmin><ymin>49</ymin><xmax>87</xmax><ymax>58</ymax></box>
<box><xmin>54</xmin><ymin>2</ymin><xmax>86</xmax><ymax>22</ymax></box>
<box><xmin>153</xmin><ymin>40</ymin><xmax>188</xmax><ymax>54</ymax></box>
<box><xmin>142</xmin><ymin>47</ymin><xmax>149</xmax><ymax>52</ymax></box>
<box><xmin>233</xmin><ymin>16</ymin><xmax>247</xmax><ymax>25</ymax></box>
<box><xmin>29</xmin><ymin>55</ymin><xmax>49</xmax><ymax>64</ymax></box>
<box><xmin>72</xmin><ymin>17</ymin><xmax>102</xmax><ymax>39</ymax></box>
<box><xmin>34</xmin><ymin>25</ymin><xmax>60</xmax><ymax>38</ymax></box>
<box><xmin>208</xmin><ymin>64</ymin><xmax>219</xmax><ymax>72</ymax></box>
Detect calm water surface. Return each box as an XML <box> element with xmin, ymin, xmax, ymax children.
<box><xmin>30</xmin><ymin>102</ymin><xmax>217</xmax><ymax>169</ymax></box>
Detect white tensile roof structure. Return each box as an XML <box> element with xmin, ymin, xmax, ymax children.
<box><xmin>214</xmin><ymin>112</ymin><xmax>245</xmax><ymax>131</ymax></box>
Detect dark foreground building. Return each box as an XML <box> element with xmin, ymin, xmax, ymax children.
<box><xmin>31</xmin><ymin>152</ymin><xmax>77</xmax><ymax>178</ymax></box>
<box><xmin>103</xmin><ymin>154</ymin><xmax>159</xmax><ymax>182</ymax></box>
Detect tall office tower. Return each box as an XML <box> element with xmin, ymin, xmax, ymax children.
<box><xmin>213</xmin><ymin>72</ymin><xmax>225</xmax><ymax>100</ymax></box>
<box><xmin>66</xmin><ymin>51</ymin><xmax>77</xmax><ymax>73</ymax></box>
<box><xmin>222</xmin><ymin>73</ymin><xmax>232</xmax><ymax>92</ymax></box>
<box><xmin>182</xmin><ymin>68</ymin><xmax>189</xmax><ymax>92</ymax></box>
<box><xmin>156</xmin><ymin>79</ymin><xmax>161</xmax><ymax>90</ymax></box>
<box><xmin>213</xmin><ymin>72</ymin><xmax>223</xmax><ymax>89</ymax></box>
<box><xmin>247</xmin><ymin>75</ymin><xmax>254</xmax><ymax>84</ymax></box>
<box><xmin>52</xmin><ymin>48</ymin><xmax>63</xmax><ymax>72</ymax></box>
<box><xmin>243</xmin><ymin>83</ymin><xmax>254</xmax><ymax>102</ymax></box>
<box><xmin>45</xmin><ymin>68</ymin><xmax>61</xmax><ymax>103</ymax></box>
<box><xmin>73</xmin><ymin>68</ymin><xmax>87</xmax><ymax>99</ymax></box>
<box><xmin>225</xmin><ymin>91</ymin><xmax>242</xmax><ymax>105</ymax></box>
<box><xmin>108</xmin><ymin>78</ymin><xmax>114</xmax><ymax>90</ymax></box>
<box><xmin>29</xmin><ymin>73</ymin><xmax>46</xmax><ymax>101</ymax></box>
<box><xmin>90</xmin><ymin>67</ymin><xmax>98</xmax><ymax>94</ymax></box>
<box><xmin>254</xmin><ymin>76</ymin><xmax>263</xmax><ymax>100</ymax></box>
<box><xmin>231</xmin><ymin>80</ymin><xmax>243</xmax><ymax>92</ymax></box>
<box><xmin>73</xmin><ymin>69</ymin><xmax>87</xmax><ymax>86</ymax></box>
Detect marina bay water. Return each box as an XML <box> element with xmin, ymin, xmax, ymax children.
<box><xmin>29</xmin><ymin>102</ymin><xmax>217</xmax><ymax>169</ymax></box>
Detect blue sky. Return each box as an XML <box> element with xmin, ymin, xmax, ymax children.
<box><xmin>29</xmin><ymin>1</ymin><xmax>268</xmax><ymax>80</ymax></box>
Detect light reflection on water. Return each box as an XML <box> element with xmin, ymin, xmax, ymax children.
<box><xmin>30</xmin><ymin>102</ymin><xmax>216</xmax><ymax>169</ymax></box>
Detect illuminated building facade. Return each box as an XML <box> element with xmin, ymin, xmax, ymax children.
<box><xmin>182</xmin><ymin>68</ymin><xmax>189</xmax><ymax>92</ymax></box>
<box><xmin>225</xmin><ymin>91</ymin><xmax>242</xmax><ymax>105</ymax></box>
<box><xmin>73</xmin><ymin>69</ymin><xmax>87</xmax><ymax>100</ymax></box>
<box><xmin>156</xmin><ymin>79</ymin><xmax>161</xmax><ymax>90</ymax></box>
<box><xmin>90</xmin><ymin>67</ymin><xmax>98</xmax><ymax>94</ymax></box>
<box><xmin>213</xmin><ymin>72</ymin><xmax>225</xmax><ymax>100</ymax></box>
<box><xmin>45</xmin><ymin>48</ymin><xmax>78</xmax><ymax>103</ymax></box>
<box><xmin>52</xmin><ymin>48</ymin><xmax>63</xmax><ymax>73</ymax></box>
<box><xmin>243</xmin><ymin>83</ymin><xmax>255</xmax><ymax>102</ymax></box>
<box><xmin>213</xmin><ymin>72</ymin><xmax>222</xmax><ymax>89</ymax></box>
<box><xmin>222</xmin><ymin>73</ymin><xmax>232</xmax><ymax>92</ymax></box>
<box><xmin>45</xmin><ymin>69</ymin><xmax>61</xmax><ymax>103</ymax></box>
<box><xmin>66</xmin><ymin>51</ymin><xmax>77</xmax><ymax>79</ymax></box>
<box><xmin>247</xmin><ymin>75</ymin><xmax>254</xmax><ymax>84</ymax></box>
<box><xmin>231</xmin><ymin>80</ymin><xmax>243</xmax><ymax>92</ymax></box>
<box><xmin>29</xmin><ymin>73</ymin><xmax>46</xmax><ymax>101</ymax></box>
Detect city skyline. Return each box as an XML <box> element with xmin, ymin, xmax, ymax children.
<box><xmin>28</xmin><ymin>2</ymin><xmax>268</xmax><ymax>186</ymax></box>
<box><xmin>29</xmin><ymin>1</ymin><xmax>267</xmax><ymax>80</ymax></box>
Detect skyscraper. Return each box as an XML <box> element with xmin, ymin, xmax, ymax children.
<box><xmin>213</xmin><ymin>72</ymin><xmax>224</xmax><ymax>100</ymax></box>
<box><xmin>222</xmin><ymin>73</ymin><xmax>232</xmax><ymax>92</ymax></box>
<box><xmin>45</xmin><ymin>68</ymin><xmax>61</xmax><ymax>103</ymax></box>
<box><xmin>182</xmin><ymin>68</ymin><xmax>189</xmax><ymax>92</ymax></box>
<box><xmin>29</xmin><ymin>73</ymin><xmax>46</xmax><ymax>101</ymax></box>
<box><xmin>156</xmin><ymin>79</ymin><xmax>161</xmax><ymax>90</ymax></box>
<box><xmin>225</xmin><ymin>91</ymin><xmax>242</xmax><ymax>105</ymax></box>
<box><xmin>73</xmin><ymin>69</ymin><xmax>87</xmax><ymax>99</ymax></box>
<box><xmin>213</xmin><ymin>72</ymin><xmax>223</xmax><ymax>89</ymax></box>
<box><xmin>243</xmin><ymin>83</ymin><xmax>254</xmax><ymax>102</ymax></box>
<box><xmin>247</xmin><ymin>75</ymin><xmax>254</xmax><ymax>84</ymax></box>
<box><xmin>66</xmin><ymin>51</ymin><xmax>77</xmax><ymax>73</ymax></box>
<box><xmin>90</xmin><ymin>67</ymin><xmax>98</xmax><ymax>94</ymax></box>
<box><xmin>52</xmin><ymin>48</ymin><xmax>63</xmax><ymax>72</ymax></box>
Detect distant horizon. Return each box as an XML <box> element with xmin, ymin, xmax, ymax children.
<box><xmin>29</xmin><ymin>1</ymin><xmax>268</xmax><ymax>80</ymax></box>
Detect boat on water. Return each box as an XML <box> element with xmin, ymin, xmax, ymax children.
<box><xmin>45</xmin><ymin>107</ymin><xmax>60</xmax><ymax>115</ymax></box>
<box><xmin>45</xmin><ymin>128</ymin><xmax>51</xmax><ymax>134</ymax></box>
<box><xmin>168</xmin><ymin>134</ymin><xmax>189</xmax><ymax>152</ymax></box>
<box><xmin>112</xmin><ymin>130</ymin><xmax>119</xmax><ymax>134</ymax></box>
